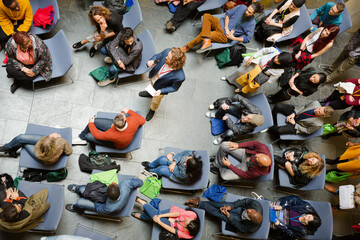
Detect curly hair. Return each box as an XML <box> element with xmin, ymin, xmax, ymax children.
<box><xmin>13</xmin><ymin>31</ymin><xmax>29</xmax><ymax>45</ymax></box>
<box><xmin>299</xmin><ymin>152</ymin><xmax>324</xmax><ymax>179</ymax></box>
<box><xmin>88</xmin><ymin>6</ymin><xmax>112</xmax><ymax>25</ymax></box>
<box><xmin>169</xmin><ymin>47</ymin><xmax>186</xmax><ymax>70</ymax></box>
<box><xmin>37</xmin><ymin>136</ymin><xmax>57</xmax><ymax>164</ymax></box>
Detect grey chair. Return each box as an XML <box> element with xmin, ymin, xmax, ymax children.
<box><xmin>29</xmin><ymin>0</ymin><xmax>60</xmax><ymax>35</ymax></box>
<box><xmin>197</xmin><ymin>0</ymin><xmax>227</xmax><ymax>13</ymax></box>
<box><xmin>19</xmin><ymin>123</ymin><xmax>72</xmax><ymax>171</ymax></box>
<box><xmin>18</xmin><ymin>181</ymin><xmax>64</xmax><ymax>233</ymax></box>
<box><xmin>304</xmin><ymin>200</ymin><xmax>333</xmax><ymax>240</ymax></box>
<box><xmin>212</xmin><ymin>193</ymin><xmax>270</xmax><ymax>240</ymax></box>
<box><xmin>32</xmin><ymin>30</ymin><xmax>74</xmax><ymax>90</ymax></box>
<box><xmin>160</xmin><ymin>147</ymin><xmax>210</xmax><ymax>194</ymax></box>
<box><xmin>74</xmin><ymin>223</ymin><xmax>115</xmax><ymax>240</ymax></box>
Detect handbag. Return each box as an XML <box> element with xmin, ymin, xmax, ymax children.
<box><xmin>46</xmin><ymin>168</ymin><xmax>68</xmax><ymax>182</ymax></box>
<box><xmin>89</xmin><ymin>66</ymin><xmax>109</xmax><ymax>82</ymax></box>
<box><xmin>140</xmin><ymin>174</ymin><xmax>162</xmax><ymax>199</ymax></box>
<box><xmin>325</xmin><ymin>171</ymin><xmax>353</xmax><ymax>183</ymax></box>
<box><xmin>137</xmin><ymin>169</ymin><xmax>157</xmax><ymax>182</ymax></box>
<box><xmin>322</xmin><ymin>123</ymin><xmax>337</xmax><ymax>136</ymax></box>
<box><xmin>159</xmin><ymin>228</ymin><xmax>178</xmax><ymax>240</ymax></box>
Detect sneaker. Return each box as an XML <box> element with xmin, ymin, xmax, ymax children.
<box><xmin>209</xmin><ymin>156</ymin><xmax>215</xmax><ymax>162</ymax></box>
<box><xmin>139</xmin><ymin>91</ymin><xmax>152</xmax><ymax>98</ymax></box>
<box><xmin>67</xmin><ymin>184</ymin><xmax>77</xmax><ymax>193</ymax></box>
<box><xmin>205</xmin><ymin>112</ymin><xmax>215</xmax><ymax>118</ymax></box>
<box><xmin>235</xmin><ymin>88</ymin><xmax>241</xmax><ymax>93</ymax></box>
<box><xmin>141</xmin><ymin>161</ymin><xmax>150</xmax><ymax>168</ymax></box>
<box><xmin>325</xmin><ymin>75</ymin><xmax>333</xmax><ymax>83</ymax></box>
<box><xmin>97</xmin><ymin>77</ymin><xmax>116</xmax><ymax>87</ymax></box>
<box><xmin>220</xmin><ymin>76</ymin><xmax>227</xmax><ymax>81</ymax></box>
<box><xmin>10</xmin><ymin>83</ymin><xmax>20</xmax><ymax>94</ymax></box>
<box><xmin>0</xmin><ymin>145</ymin><xmax>7</xmax><ymax>153</ymax></box>
<box><xmin>319</xmin><ymin>64</ymin><xmax>332</xmax><ymax>73</ymax></box>
<box><xmin>213</xmin><ymin>137</ymin><xmax>223</xmax><ymax>145</ymax></box>
<box><xmin>210</xmin><ymin>165</ymin><xmax>219</xmax><ymax>174</ymax></box>
<box><xmin>208</xmin><ymin>104</ymin><xmax>215</xmax><ymax>110</ymax></box>
<box><xmin>89</xmin><ymin>47</ymin><xmax>96</xmax><ymax>58</ymax></box>
<box><xmin>65</xmin><ymin>204</ymin><xmax>77</xmax><ymax>212</ymax></box>
<box><xmin>72</xmin><ymin>41</ymin><xmax>85</xmax><ymax>49</ymax></box>
<box><xmin>72</xmin><ymin>137</ymin><xmax>87</xmax><ymax>145</ymax></box>
<box><xmin>196</xmin><ymin>39</ymin><xmax>212</xmax><ymax>53</ymax></box>
<box><xmin>104</xmin><ymin>57</ymin><xmax>112</xmax><ymax>64</ymax></box>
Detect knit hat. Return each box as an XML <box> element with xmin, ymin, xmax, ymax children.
<box><xmin>251</xmin><ymin>114</ymin><xmax>264</xmax><ymax>126</ymax></box>
<box><xmin>292</xmin><ymin>0</ymin><xmax>305</xmax><ymax>8</ymax></box>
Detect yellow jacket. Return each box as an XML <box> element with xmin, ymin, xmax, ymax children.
<box><xmin>0</xmin><ymin>0</ymin><xmax>33</xmax><ymax>36</ymax></box>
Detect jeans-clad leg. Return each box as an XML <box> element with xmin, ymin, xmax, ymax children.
<box><xmin>5</xmin><ymin>134</ymin><xmax>44</xmax><ymax>153</ymax></box>
<box><xmin>79</xmin><ymin>118</ymin><xmax>115</xmax><ymax>147</ymax></box>
<box><xmin>73</xmin><ymin>185</ymin><xmax>96</xmax><ymax>211</ymax></box>
<box><xmin>140</xmin><ymin>204</ymin><xmax>171</xmax><ymax>225</ymax></box>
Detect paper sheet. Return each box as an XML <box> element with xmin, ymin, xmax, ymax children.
<box><xmin>145</xmin><ymin>84</ymin><xmax>156</xmax><ymax>96</ymax></box>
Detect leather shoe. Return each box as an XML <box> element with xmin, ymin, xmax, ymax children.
<box><xmin>324</xmin><ymin>184</ymin><xmax>338</xmax><ymax>193</ymax></box>
<box><xmin>89</xmin><ymin>47</ymin><xmax>96</xmax><ymax>58</ymax></box>
<box><xmin>139</xmin><ymin>91</ymin><xmax>152</xmax><ymax>98</ymax></box>
<box><xmin>210</xmin><ymin>165</ymin><xmax>219</xmax><ymax>174</ymax></box>
<box><xmin>141</xmin><ymin>161</ymin><xmax>150</xmax><ymax>168</ymax></box>
<box><xmin>146</xmin><ymin>110</ymin><xmax>155</xmax><ymax>121</ymax></box>
<box><xmin>10</xmin><ymin>83</ymin><xmax>20</xmax><ymax>94</ymax></box>
<box><xmin>72</xmin><ymin>41</ymin><xmax>85</xmax><ymax>49</ymax></box>
<box><xmin>196</xmin><ymin>38</ymin><xmax>212</xmax><ymax>53</ymax></box>
<box><xmin>185</xmin><ymin>197</ymin><xmax>200</xmax><ymax>208</ymax></box>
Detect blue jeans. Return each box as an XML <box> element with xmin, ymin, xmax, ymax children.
<box><xmin>73</xmin><ymin>185</ymin><xmax>96</xmax><ymax>212</ymax></box>
<box><xmin>5</xmin><ymin>134</ymin><xmax>44</xmax><ymax>159</ymax></box>
<box><xmin>140</xmin><ymin>203</ymin><xmax>171</xmax><ymax>226</ymax></box>
<box><xmin>149</xmin><ymin>156</ymin><xmax>172</xmax><ymax>178</ymax></box>
<box><xmin>100</xmin><ymin>46</ymin><xmax>124</xmax><ymax>78</ymax></box>
<box><xmin>79</xmin><ymin>118</ymin><xmax>115</xmax><ymax>147</ymax></box>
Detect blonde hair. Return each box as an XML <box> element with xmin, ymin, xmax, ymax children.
<box><xmin>88</xmin><ymin>6</ymin><xmax>111</xmax><ymax>25</ymax></box>
<box><xmin>298</xmin><ymin>152</ymin><xmax>324</xmax><ymax>179</ymax></box>
<box><xmin>37</xmin><ymin>136</ymin><xmax>57</xmax><ymax>160</ymax></box>
<box><xmin>169</xmin><ymin>47</ymin><xmax>186</xmax><ymax>70</ymax></box>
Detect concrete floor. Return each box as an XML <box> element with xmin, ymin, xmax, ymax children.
<box><xmin>0</xmin><ymin>0</ymin><xmax>359</xmax><ymax>239</ymax></box>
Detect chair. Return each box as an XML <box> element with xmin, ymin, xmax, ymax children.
<box><xmin>308</xmin><ymin>0</ymin><xmax>352</xmax><ymax>35</ymax></box>
<box><xmin>74</xmin><ymin>223</ymin><xmax>115</xmax><ymax>240</ymax></box>
<box><xmin>277</xmin><ymin>113</ymin><xmax>323</xmax><ymax>141</ymax></box>
<box><xmin>278</xmin><ymin>153</ymin><xmax>326</xmax><ymax>191</ymax></box>
<box><xmin>29</xmin><ymin>0</ymin><xmax>60</xmax><ymax>35</ymax></box>
<box><xmin>17</xmin><ymin>181</ymin><xmax>64</xmax><ymax>233</ymax></box>
<box><xmin>113</xmin><ymin>30</ymin><xmax>157</xmax><ymax>87</ymax></box>
<box><xmin>150</xmin><ymin>199</ymin><xmax>205</xmax><ymax>240</ymax></box>
<box><xmin>32</xmin><ymin>30</ymin><xmax>74</xmax><ymax>90</ymax></box>
<box><xmin>93</xmin><ymin>0</ymin><xmax>143</xmax><ymax>30</ymax></box>
<box><xmin>94</xmin><ymin>111</ymin><xmax>143</xmax><ymax>158</ymax></box>
<box><xmin>19</xmin><ymin>123</ymin><xmax>72</xmax><ymax>171</ymax></box>
<box><xmin>221</xmin><ymin>143</ymin><xmax>274</xmax><ymax>186</ymax></box>
<box><xmin>264</xmin><ymin>5</ymin><xmax>312</xmax><ymax>42</ymax></box>
<box><xmin>82</xmin><ymin>170</ymin><xmax>138</xmax><ymax>221</ymax></box>
<box><xmin>304</xmin><ymin>200</ymin><xmax>333</xmax><ymax>240</ymax></box>
<box><xmin>212</xmin><ymin>193</ymin><xmax>270</xmax><ymax>240</ymax></box>
<box><xmin>161</xmin><ymin>147</ymin><xmax>210</xmax><ymax>194</ymax></box>
<box><xmin>196</xmin><ymin>0</ymin><xmax>227</xmax><ymax>13</ymax></box>
<box><xmin>225</xmin><ymin>93</ymin><xmax>274</xmax><ymax>134</ymax></box>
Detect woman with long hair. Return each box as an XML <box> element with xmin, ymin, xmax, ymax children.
<box><xmin>5</xmin><ymin>31</ymin><xmax>52</xmax><ymax>93</ymax></box>
<box><xmin>132</xmin><ymin>197</ymin><xmax>200</xmax><ymax>239</ymax></box>
<box><xmin>0</xmin><ymin>133</ymin><xmax>72</xmax><ymax>165</ymax></box>
<box><xmin>72</xmin><ymin>5</ymin><xmax>123</xmax><ymax>58</ymax></box>
<box><xmin>274</xmin><ymin>148</ymin><xmax>324</xmax><ymax>188</ymax></box>
<box><xmin>141</xmin><ymin>151</ymin><xmax>202</xmax><ymax>184</ymax></box>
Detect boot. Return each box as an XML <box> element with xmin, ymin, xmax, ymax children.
<box><xmin>324</xmin><ymin>184</ymin><xmax>338</xmax><ymax>193</ymax></box>
<box><xmin>185</xmin><ymin>197</ymin><xmax>201</xmax><ymax>208</ymax></box>
<box><xmin>180</xmin><ymin>45</ymin><xmax>190</xmax><ymax>53</ymax></box>
<box><xmin>196</xmin><ymin>38</ymin><xmax>212</xmax><ymax>53</ymax></box>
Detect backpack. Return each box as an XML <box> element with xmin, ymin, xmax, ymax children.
<box><xmin>103</xmin><ymin>0</ymin><xmax>133</xmax><ymax>15</ymax></box>
<box><xmin>159</xmin><ymin>229</ymin><xmax>179</xmax><ymax>240</ymax></box>
<box><xmin>89</xmin><ymin>150</ymin><xmax>112</xmax><ymax>167</ymax></box>
<box><xmin>78</xmin><ymin>153</ymin><xmax>121</xmax><ymax>174</ymax></box>
<box><xmin>226</xmin><ymin>43</ymin><xmax>246</xmax><ymax>67</ymax></box>
<box><xmin>46</xmin><ymin>168</ymin><xmax>68</xmax><ymax>182</ymax></box>
<box><xmin>33</xmin><ymin>5</ymin><xmax>55</xmax><ymax>29</ymax></box>
<box><xmin>22</xmin><ymin>168</ymin><xmax>68</xmax><ymax>182</ymax></box>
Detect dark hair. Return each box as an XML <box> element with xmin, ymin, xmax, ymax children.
<box><xmin>2</xmin><ymin>0</ymin><xmax>14</xmax><ymax>8</ymax></box>
<box><xmin>107</xmin><ymin>183</ymin><xmax>120</xmax><ymax>200</ymax></box>
<box><xmin>313</xmin><ymin>25</ymin><xmax>339</xmax><ymax>53</ymax></box>
<box><xmin>120</xmin><ymin>27</ymin><xmax>134</xmax><ymax>41</ymax></box>
<box><xmin>13</xmin><ymin>31</ymin><xmax>29</xmax><ymax>46</ymax></box>
<box><xmin>186</xmin><ymin>152</ymin><xmax>203</xmax><ymax>183</ymax></box>
<box><xmin>113</xmin><ymin>113</ymin><xmax>126</xmax><ymax>129</ymax></box>
<box><xmin>335</xmin><ymin>2</ymin><xmax>345</xmax><ymax>13</ymax></box>
<box><xmin>307</xmin><ymin>214</ymin><xmax>322</xmax><ymax>235</ymax></box>
<box><xmin>185</xmin><ymin>207</ymin><xmax>200</xmax><ymax>237</ymax></box>
<box><xmin>317</xmin><ymin>72</ymin><xmax>326</xmax><ymax>84</ymax></box>
<box><xmin>292</xmin><ymin>0</ymin><xmax>305</xmax><ymax>8</ymax></box>
<box><xmin>250</xmin><ymin>2</ymin><xmax>264</xmax><ymax>14</ymax></box>
<box><xmin>2</xmin><ymin>205</ymin><xmax>19</xmax><ymax>222</ymax></box>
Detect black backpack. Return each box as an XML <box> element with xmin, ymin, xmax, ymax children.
<box><xmin>103</xmin><ymin>0</ymin><xmax>128</xmax><ymax>15</ymax></box>
<box><xmin>223</xmin><ymin>43</ymin><xmax>247</xmax><ymax>68</ymax></box>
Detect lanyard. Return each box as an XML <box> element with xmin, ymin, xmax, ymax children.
<box><xmin>296</xmin><ymin>112</ymin><xmax>316</xmax><ymax>118</ymax></box>
<box><xmin>250</xmin><ymin>156</ymin><xmax>260</xmax><ymax>166</ymax></box>
<box><xmin>281</xmin><ymin>7</ymin><xmax>290</xmax><ymax>20</ymax></box>
<box><xmin>235</xmin><ymin>17</ymin><xmax>243</xmax><ymax>29</ymax></box>
<box><xmin>160</xmin><ymin>64</ymin><xmax>172</xmax><ymax>75</ymax></box>
<box><xmin>289</xmin><ymin>214</ymin><xmax>305</xmax><ymax>223</ymax></box>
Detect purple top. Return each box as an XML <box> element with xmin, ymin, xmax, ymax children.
<box><xmin>289</xmin><ymin>210</ymin><xmax>302</xmax><ymax>227</ymax></box>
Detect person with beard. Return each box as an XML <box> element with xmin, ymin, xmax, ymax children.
<box><xmin>230</xmin><ymin>47</ymin><xmax>293</xmax><ymax>94</ymax></box>
<box><xmin>5</xmin><ymin>31</ymin><xmax>51</xmax><ymax>93</ymax></box>
<box><xmin>180</xmin><ymin>2</ymin><xmax>264</xmax><ymax>53</ymax></box>
<box><xmin>255</xmin><ymin>0</ymin><xmax>305</xmax><ymax>46</ymax></box>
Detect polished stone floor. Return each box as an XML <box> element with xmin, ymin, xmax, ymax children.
<box><xmin>0</xmin><ymin>0</ymin><xmax>359</xmax><ymax>239</ymax></box>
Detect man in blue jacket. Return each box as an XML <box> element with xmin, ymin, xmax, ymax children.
<box><xmin>138</xmin><ymin>47</ymin><xmax>186</xmax><ymax>121</ymax></box>
<box><xmin>65</xmin><ymin>178</ymin><xmax>143</xmax><ymax>215</ymax></box>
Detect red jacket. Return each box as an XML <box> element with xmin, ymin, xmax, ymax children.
<box><xmin>228</xmin><ymin>141</ymin><xmax>272</xmax><ymax>179</ymax></box>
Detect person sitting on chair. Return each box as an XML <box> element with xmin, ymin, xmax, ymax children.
<box><xmin>271</xmin><ymin>101</ymin><xmax>334</xmax><ymax>136</ymax></box>
<box><xmin>99</xmin><ymin>27</ymin><xmax>143</xmax><ymax>87</ymax></box>
<box><xmin>274</xmin><ymin>148</ymin><xmax>324</xmax><ymax>188</ymax></box>
<box><xmin>72</xmin><ymin>108</ymin><xmax>145</xmax><ymax>149</ymax></box>
<box><xmin>0</xmin><ymin>0</ymin><xmax>33</xmax><ymax>50</ymax></box>
<box><xmin>0</xmin><ymin>132</ymin><xmax>72</xmax><ymax>165</ymax></box>
<box><xmin>205</xmin><ymin>94</ymin><xmax>264</xmax><ymax>145</ymax></box>
<box><xmin>310</xmin><ymin>2</ymin><xmax>345</xmax><ymax>31</ymax></box>
<box><xmin>185</xmin><ymin>197</ymin><xmax>263</xmax><ymax>233</ymax></box>
<box><xmin>65</xmin><ymin>178</ymin><xmax>143</xmax><ymax>215</ymax></box>
<box><xmin>0</xmin><ymin>187</ymin><xmax>29</xmax><ymax>222</ymax></box>
<box><xmin>270</xmin><ymin>195</ymin><xmax>322</xmax><ymax>239</ymax></box>
<box><xmin>181</xmin><ymin>2</ymin><xmax>264</xmax><ymax>53</ymax></box>
<box><xmin>255</xmin><ymin>0</ymin><xmax>305</xmax><ymax>45</ymax></box>
<box><xmin>141</xmin><ymin>150</ymin><xmax>203</xmax><ymax>184</ymax></box>
<box><xmin>211</xmin><ymin>140</ymin><xmax>272</xmax><ymax>181</ymax></box>
<box><xmin>268</xmin><ymin>67</ymin><xmax>326</xmax><ymax>104</ymax></box>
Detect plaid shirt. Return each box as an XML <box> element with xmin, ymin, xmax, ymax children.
<box><xmin>293</xmin><ymin>52</ymin><xmax>312</xmax><ymax>71</ymax></box>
